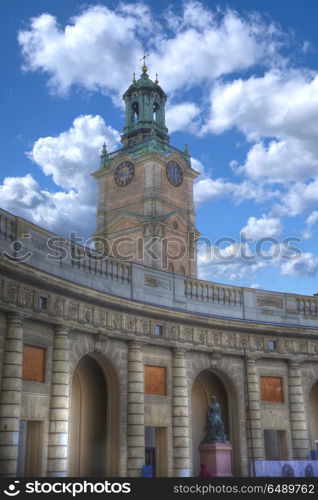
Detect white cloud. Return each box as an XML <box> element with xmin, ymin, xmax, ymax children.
<box><xmin>302</xmin><ymin>210</ymin><xmax>318</xmax><ymax>239</ymax></box>
<box><xmin>0</xmin><ymin>115</ymin><xmax>120</xmax><ymax>236</ymax></box>
<box><xmin>166</xmin><ymin>103</ymin><xmax>200</xmax><ymax>133</ymax></box>
<box><xmin>197</xmin><ymin>241</ymin><xmax>266</xmax><ymax>281</ymax></box>
<box><xmin>194</xmin><ymin>177</ymin><xmax>277</xmax><ymax>205</ymax></box>
<box><xmin>274</xmin><ymin>178</ymin><xmax>318</xmax><ymax>217</ymax></box>
<box><xmin>241</xmin><ymin>215</ymin><xmax>282</xmax><ymax>239</ymax></box>
<box><xmin>237</xmin><ymin>138</ymin><xmax>318</xmax><ymax>184</ymax></box>
<box><xmin>28</xmin><ymin>114</ymin><xmax>120</xmax><ymax>193</ymax></box>
<box><xmin>281</xmin><ymin>252</ymin><xmax>318</xmax><ymax>277</ymax></box>
<box><xmin>190</xmin><ymin>157</ymin><xmax>205</xmax><ymax>175</ymax></box>
<box><xmin>204</xmin><ymin>70</ymin><xmax>318</xmax><ymax>186</ymax></box>
<box><xmin>18</xmin><ymin>6</ymin><xmax>148</xmax><ymax>97</ymax></box>
<box><xmin>18</xmin><ymin>3</ymin><xmax>282</xmax><ymax>100</ymax></box>
<box><xmin>0</xmin><ymin>174</ymin><xmax>92</xmax><ymax>235</ymax></box>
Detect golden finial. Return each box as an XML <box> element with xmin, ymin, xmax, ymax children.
<box><xmin>140</xmin><ymin>44</ymin><xmax>149</xmax><ymax>73</ymax></box>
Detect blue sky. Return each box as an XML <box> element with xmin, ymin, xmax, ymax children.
<box><xmin>2</xmin><ymin>0</ymin><xmax>318</xmax><ymax>295</ymax></box>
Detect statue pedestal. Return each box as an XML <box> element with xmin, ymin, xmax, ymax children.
<box><xmin>199</xmin><ymin>443</ymin><xmax>233</xmax><ymax>477</ymax></box>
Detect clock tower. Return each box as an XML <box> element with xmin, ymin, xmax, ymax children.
<box><xmin>92</xmin><ymin>63</ymin><xmax>199</xmax><ymax>277</ymax></box>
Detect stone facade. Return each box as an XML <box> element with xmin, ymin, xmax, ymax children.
<box><xmin>0</xmin><ymin>210</ymin><xmax>318</xmax><ymax>476</ymax></box>
<box><xmin>0</xmin><ymin>68</ymin><xmax>317</xmax><ymax>478</ymax></box>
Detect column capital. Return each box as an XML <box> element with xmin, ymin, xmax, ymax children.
<box><xmin>53</xmin><ymin>324</ymin><xmax>69</xmax><ymax>336</ymax></box>
<box><xmin>128</xmin><ymin>340</ymin><xmax>144</xmax><ymax>350</ymax></box>
<box><xmin>288</xmin><ymin>358</ymin><xmax>304</xmax><ymax>367</ymax></box>
<box><xmin>246</xmin><ymin>354</ymin><xmax>259</xmax><ymax>364</ymax></box>
<box><xmin>172</xmin><ymin>347</ymin><xmax>187</xmax><ymax>357</ymax></box>
<box><xmin>6</xmin><ymin>311</ymin><xmax>23</xmax><ymax>324</ymax></box>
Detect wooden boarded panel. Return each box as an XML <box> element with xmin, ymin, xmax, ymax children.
<box><xmin>261</xmin><ymin>376</ymin><xmax>283</xmax><ymax>402</ymax></box>
<box><xmin>22</xmin><ymin>345</ymin><xmax>45</xmax><ymax>382</ymax></box>
<box><xmin>144</xmin><ymin>365</ymin><xmax>166</xmax><ymax>395</ymax></box>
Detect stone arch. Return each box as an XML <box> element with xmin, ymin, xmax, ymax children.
<box><xmin>188</xmin><ymin>353</ymin><xmax>245</xmax><ymax>476</ymax></box>
<box><xmin>69</xmin><ymin>337</ymin><xmax>122</xmax><ymax>477</ymax></box>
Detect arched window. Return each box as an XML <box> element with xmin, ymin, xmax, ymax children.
<box><xmin>132</xmin><ymin>102</ymin><xmax>139</xmax><ymax>123</ymax></box>
<box><xmin>180</xmin><ymin>266</ymin><xmax>186</xmax><ymax>276</ymax></box>
<box><xmin>153</xmin><ymin>102</ymin><xmax>159</xmax><ymax>122</ymax></box>
<box><xmin>168</xmin><ymin>263</ymin><xmax>174</xmax><ymax>273</ymax></box>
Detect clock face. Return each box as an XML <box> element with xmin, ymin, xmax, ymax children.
<box><xmin>166</xmin><ymin>160</ymin><xmax>183</xmax><ymax>187</ymax></box>
<box><xmin>114</xmin><ymin>161</ymin><xmax>134</xmax><ymax>187</ymax></box>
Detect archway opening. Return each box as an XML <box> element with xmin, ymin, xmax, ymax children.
<box><xmin>70</xmin><ymin>354</ymin><xmax>118</xmax><ymax>477</ymax></box>
<box><xmin>309</xmin><ymin>380</ymin><xmax>318</xmax><ymax>452</ymax></box>
<box><xmin>191</xmin><ymin>369</ymin><xmax>240</xmax><ymax>476</ymax></box>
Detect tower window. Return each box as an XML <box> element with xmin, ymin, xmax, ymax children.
<box><xmin>153</xmin><ymin>102</ymin><xmax>159</xmax><ymax>122</ymax></box>
<box><xmin>132</xmin><ymin>102</ymin><xmax>139</xmax><ymax>123</ymax></box>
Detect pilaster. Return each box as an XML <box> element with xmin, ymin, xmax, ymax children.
<box><xmin>127</xmin><ymin>341</ymin><xmax>145</xmax><ymax>476</ymax></box>
<box><xmin>172</xmin><ymin>348</ymin><xmax>191</xmax><ymax>477</ymax></box>
<box><xmin>47</xmin><ymin>324</ymin><xmax>70</xmax><ymax>476</ymax></box>
<box><xmin>246</xmin><ymin>357</ymin><xmax>264</xmax><ymax>462</ymax></box>
<box><xmin>288</xmin><ymin>360</ymin><xmax>310</xmax><ymax>459</ymax></box>
<box><xmin>0</xmin><ymin>312</ymin><xmax>23</xmax><ymax>477</ymax></box>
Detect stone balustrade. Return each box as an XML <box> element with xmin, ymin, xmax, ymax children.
<box><xmin>296</xmin><ymin>297</ymin><xmax>318</xmax><ymax>317</ymax></box>
<box><xmin>185</xmin><ymin>279</ymin><xmax>243</xmax><ymax>307</ymax></box>
<box><xmin>1</xmin><ymin>208</ymin><xmax>318</xmax><ymax>330</ymax></box>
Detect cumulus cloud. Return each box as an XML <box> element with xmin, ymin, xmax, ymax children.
<box><xmin>198</xmin><ymin>237</ymin><xmax>317</xmax><ymax>282</ymax></box>
<box><xmin>194</xmin><ymin>177</ymin><xmax>277</xmax><ymax>205</ymax></box>
<box><xmin>302</xmin><ymin>211</ymin><xmax>318</xmax><ymax>239</ymax></box>
<box><xmin>0</xmin><ymin>174</ymin><xmax>90</xmax><ymax>235</ymax></box>
<box><xmin>204</xmin><ymin>70</ymin><xmax>318</xmax><ymax>186</ymax></box>
<box><xmin>28</xmin><ymin>114</ymin><xmax>120</xmax><ymax>193</ymax></box>
<box><xmin>197</xmin><ymin>241</ymin><xmax>267</xmax><ymax>281</ymax></box>
<box><xmin>281</xmin><ymin>252</ymin><xmax>318</xmax><ymax>277</ymax></box>
<box><xmin>274</xmin><ymin>178</ymin><xmax>318</xmax><ymax>217</ymax></box>
<box><xmin>0</xmin><ymin>115</ymin><xmax>120</xmax><ymax>236</ymax></box>
<box><xmin>18</xmin><ymin>5</ymin><xmax>149</xmax><ymax>97</ymax></box>
<box><xmin>18</xmin><ymin>3</ymin><xmax>282</xmax><ymax>99</ymax></box>
<box><xmin>241</xmin><ymin>214</ymin><xmax>283</xmax><ymax>239</ymax></box>
<box><xmin>166</xmin><ymin>103</ymin><xmax>201</xmax><ymax>133</ymax></box>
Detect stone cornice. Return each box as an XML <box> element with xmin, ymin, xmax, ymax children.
<box><xmin>1</xmin><ymin>258</ymin><xmax>318</xmax><ymax>364</ymax></box>
<box><xmin>1</xmin><ymin>258</ymin><xmax>317</xmax><ymax>340</ymax></box>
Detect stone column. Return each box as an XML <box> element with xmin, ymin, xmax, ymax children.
<box><xmin>0</xmin><ymin>312</ymin><xmax>23</xmax><ymax>477</ymax></box>
<box><xmin>47</xmin><ymin>325</ymin><xmax>70</xmax><ymax>477</ymax></box>
<box><xmin>172</xmin><ymin>348</ymin><xmax>191</xmax><ymax>477</ymax></box>
<box><xmin>288</xmin><ymin>360</ymin><xmax>310</xmax><ymax>459</ymax></box>
<box><xmin>246</xmin><ymin>357</ymin><xmax>264</xmax><ymax>464</ymax></box>
<box><xmin>127</xmin><ymin>341</ymin><xmax>145</xmax><ymax>477</ymax></box>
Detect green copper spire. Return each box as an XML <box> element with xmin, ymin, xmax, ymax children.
<box><xmin>98</xmin><ymin>59</ymin><xmax>191</xmax><ymax>169</ymax></box>
<box><xmin>121</xmin><ymin>60</ymin><xmax>169</xmax><ymax>147</ymax></box>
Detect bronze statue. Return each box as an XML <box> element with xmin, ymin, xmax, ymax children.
<box><xmin>201</xmin><ymin>395</ymin><xmax>228</xmax><ymax>444</ymax></box>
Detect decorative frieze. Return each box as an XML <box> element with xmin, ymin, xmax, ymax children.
<box><xmin>0</xmin><ymin>278</ymin><xmax>317</xmax><ymax>357</ymax></box>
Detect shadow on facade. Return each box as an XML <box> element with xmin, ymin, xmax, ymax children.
<box><xmin>191</xmin><ymin>368</ymin><xmax>241</xmax><ymax>476</ymax></box>
<box><xmin>69</xmin><ymin>353</ymin><xmax>120</xmax><ymax>477</ymax></box>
